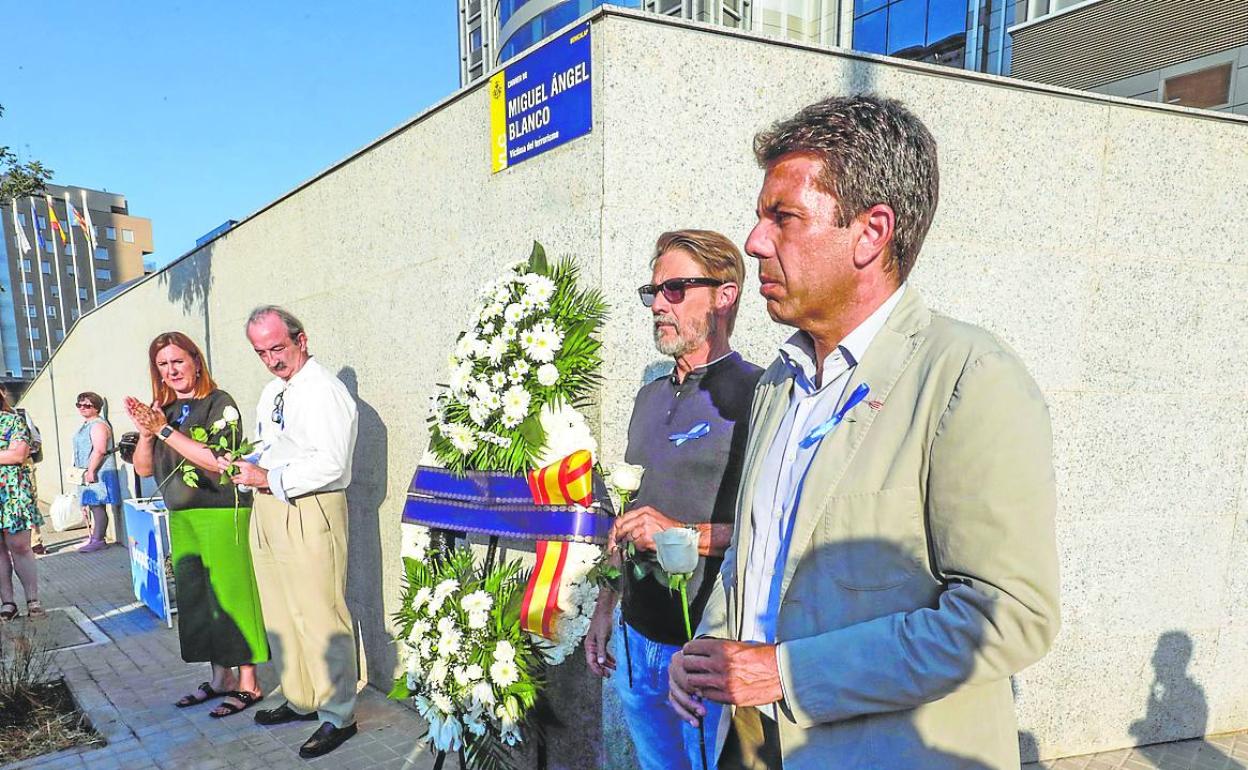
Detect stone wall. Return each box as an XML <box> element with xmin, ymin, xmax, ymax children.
<box><xmin>21</xmin><ymin>8</ymin><xmax>1248</xmax><ymax>763</ymax></box>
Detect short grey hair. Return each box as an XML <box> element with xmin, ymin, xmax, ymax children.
<box><xmin>753</xmin><ymin>94</ymin><xmax>939</xmax><ymax>282</ymax></box>
<box><xmin>246</xmin><ymin>305</ymin><xmax>306</xmax><ymax>339</ymax></box>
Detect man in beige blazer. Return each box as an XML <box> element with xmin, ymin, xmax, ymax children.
<box><xmin>668</xmin><ymin>94</ymin><xmax>1060</xmax><ymax>769</ymax></box>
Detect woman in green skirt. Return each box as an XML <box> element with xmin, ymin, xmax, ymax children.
<box><xmin>125</xmin><ymin>331</ymin><xmax>268</xmax><ymax>718</ymax></box>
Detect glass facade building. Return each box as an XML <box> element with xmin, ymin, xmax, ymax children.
<box><xmin>851</xmin><ymin>0</ymin><xmax>1018</xmax><ymax>74</ymax></box>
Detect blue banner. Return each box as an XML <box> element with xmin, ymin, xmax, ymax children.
<box><xmin>402</xmin><ymin>465</ymin><xmax>612</xmax><ymax>543</ymax></box>
<box><xmin>489</xmin><ymin>23</ymin><xmax>592</xmax><ymax>172</ymax></box>
<box><xmin>123</xmin><ymin>499</ymin><xmax>173</xmax><ymax>626</ymax></box>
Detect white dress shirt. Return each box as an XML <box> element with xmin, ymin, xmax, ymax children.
<box><xmin>740</xmin><ymin>284</ymin><xmax>907</xmax><ymax>714</ymax></box>
<box><xmin>254</xmin><ymin>356</ymin><xmax>358</xmax><ymax>503</ymax></box>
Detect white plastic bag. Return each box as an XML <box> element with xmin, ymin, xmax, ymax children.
<box><xmin>50</xmin><ymin>490</ymin><xmax>84</xmax><ymax>532</ymax></box>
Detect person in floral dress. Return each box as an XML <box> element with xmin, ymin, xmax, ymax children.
<box><xmin>0</xmin><ymin>390</ymin><xmax>42</xmax><ymax>620</ymax></box>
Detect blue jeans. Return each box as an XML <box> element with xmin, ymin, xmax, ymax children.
<box><xmin>612</xmin><ymin>613</ymin><xmax>721</xmax><ymax>770</ymax></box>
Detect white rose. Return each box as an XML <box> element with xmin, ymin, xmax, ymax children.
<box><xmin>653</xmin><ymin>526</ymin><xmax>700</xmax><ymax>576</ymax></box>
<box><xmin>221</xmin><ymin>406</ymin><xmax>240</xmax><ymax>423</ymax></box>
<box><xmin>609</xmin><ymin>463</ymin><xmax>645</xmax><ymax>493</ymax></box>
<box><xmin>211</xmin><ymin>418</ymin><xmax>227</xmax><ymax>432</ymax></box>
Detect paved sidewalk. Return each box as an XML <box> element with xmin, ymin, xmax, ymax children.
<box><xmin>3</xmin><ymin>527</ymin><xmax>452</xmax><ymax>770</ymax></box>
<box><xmin>7</xmin><ymin>526</ymin><xmax>1248</xmax><ymax>770</ymax></box>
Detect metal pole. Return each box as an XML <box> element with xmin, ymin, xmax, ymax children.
<box><xmin>64</xmin><ymin>190</ymin><xmax>83</xmax><ymax>320</ymax></box>
<box><xmin>28</xmin><ymin>198</ymin><xmax>53</xmax><ymax>370</ymax></box>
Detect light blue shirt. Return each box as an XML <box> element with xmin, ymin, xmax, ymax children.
<box><xmin>740</xmin><ymin>284</ymin><xmax>907</xmax><ymax>711</ymax></box>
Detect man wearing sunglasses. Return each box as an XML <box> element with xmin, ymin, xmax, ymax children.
<box><xmin>668</xmin><ymin>95</ymin><xmax>1060</xmax><ymax>770</ymax></box>
<box><xmin>585</xmin><ymin>229</ymin><xmax>762</xmax><ymax>770</ymax></box>
<box><xmin>221</xmin><ymin>305</ymin><xmax>361</xmax><ymax>759</ymax></box>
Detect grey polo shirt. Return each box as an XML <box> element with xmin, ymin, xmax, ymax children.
<box><xmin>621</xmin><ymin>351</ymin><xmax>763</xmax><ymax>645</ymax></box>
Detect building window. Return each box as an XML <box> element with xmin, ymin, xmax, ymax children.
<box><xmin>92</xmin><ymin>225</ymin><xmax>98</xmax><ymax>238</ymax></box>
<box><xmin>66</xmin><ymin>264</ymin><xmax>75</xmax><ymax>275</ymax></box>
<box><xmin>46</xmin><ymin>305</ymin><xmax>56</xmax><ymax>318</ymax></box>
<box><xmin>122</xmin><ymin>229</ymin><xmax>135</xmax><ymax>243</ymax></box>
<box><xmin>78</xmin><ymin>288</ymin><xmax>88</xmax><ymax>300</ymax></box>
<box><xmin>71</xmin><ymin>308</ymin><xmax>81</xmax><ymax>320</ymax></box>
<box><xmin>33</xmin><ymin>349</ymin><xmax>42</xmax><ymax>362</ymax></box>
<box><xmin>24</xmin><ymin>282</ymin><xmax>33</xmax><ymax>295</ymax></box>
<box><xmin>26</xmin><ymin>306</ymin><xmax>37</xmax><ymax>318</ymax></box>
<box><xmin>29</xmin><ymin>328</ymin><xmax>40</xmax><ymax>341</ymax></box>
<box><xmin>94</xmin><ymin>247</ymin><xmax>110</xmax><ymax>261</ymax></box>
<box><xmin>55</xmin><ymin>329</ymin><xmax>64</xmax><ymax>342</ymax></box>
<box><xmin>37</xmin><ymin>216</ymin><xmax>46</xmax><ymax>229</ymax></box>
<box><xmin>96</xmin><ymin>268</ymin><xmax>112</xmax><ymax>281</ymax></box>
<box><xmin>20</xmin><ymin>259</ymin><xmax>31</xmax><ymax>272</ymax></box>
<box><xmin>17</xmin><ymin>213</ymin><xmax>26</xmax><ymax>226</ymax></box>
<box><xmin>41</xmin><ymin>263</ymin><xmax>50</xmax><ymax>274</ymax></box>
<box><xmin>50</xmin><ymin>285</ymin><xmax>59</xmax><ymax>297</ymax></box>
<box><xmin>65</xmin><ymin>242</ymin><xmax>74</xmax><ymax>256</ymax></box>
<box><xmin>1163</xmin><ymin>62</ymin><xmax>1233</xmax><ymax>109</ymax></box>
<box><xmin>105</xmin><ymin>226</ymin><xmax>116</xmax><ymax>240</ymax></box>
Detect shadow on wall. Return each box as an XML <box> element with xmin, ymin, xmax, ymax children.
<box><xmin>1128</xmin><ymin>631</ymin><xmax>1243</xmax><ymax>769</ymax></box>
<box><xmin>157</xmin><ymin>246</ymin><xmax>214</xmax><ymax>363</ymax></box>
<box><xmin>338</xmin><ymin>366</ymin><xmax>393</xmax><ymax>687</ymax></box>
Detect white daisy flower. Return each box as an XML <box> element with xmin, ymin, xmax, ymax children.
<box><xmin>461</xmin><ymin>590</ymin><xmax>494</xmax><ymax>614</ymax></box>
<box><xmin>489</xmin><ymin>659</ymin><xmax>519</xmax><ymax>688</ymax></box>
<box><xmin>444</xmin><ymin>424</ymin><xmax>478</xmax><ymax>455</ymax></box>
<box><xmin>493</xmin><ymin>640</ymin><xmax>516</xmax><ymax>663</ymax></box>
<box><xmin>504</xmin><ymin>303</ymin><xmax>525</xmax><ymax>325</ymax></box>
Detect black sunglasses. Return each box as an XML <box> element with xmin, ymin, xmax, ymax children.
<box><xmin>272</xmin><ymin>390</ymin><xmax>285</xmax><ymax>427</ymax></box>
<box><xmin>75</xmin><ymin>402</ymin><xmax>94</xmax><ymax>409</ymax></box>
<box><xmin>637</xmin><ymin>277</ymin><xmax>725</xmax><ymax>308</ymax></box>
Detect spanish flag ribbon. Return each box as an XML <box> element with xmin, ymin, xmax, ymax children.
<box><xmin>520</xmin><ymin>451</ymin><xmax>595</xmax><ymax>638</ymax></box>
<box><xmin>520</xmin><ymin>540</ymin><xmax>568</xmax><ymax>639</ymax></box>
<box><xmin>526</xmin><ymin>449</ymin><xmax>593</xmax><ymax>507</ymax></box>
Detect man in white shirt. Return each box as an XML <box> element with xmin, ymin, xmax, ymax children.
<box><xmin>223</xmin><ymin>305</ymin><xmax>361</xmax><ymax>759</ymax></box>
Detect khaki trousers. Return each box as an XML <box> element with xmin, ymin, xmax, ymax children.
<box><xmin>251</xmin><ymin>490</ymin><xmax>357</xmax><ymax>727</ymax></box>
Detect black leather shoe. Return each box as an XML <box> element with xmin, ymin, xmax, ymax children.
<box><xmin>254</xmin><ymin>703</ymin><xmax>318</xmax><ymax>726</ymax></box>
<box><xmin>299</xmin><ymin>721</ymin><xmax>358</xmax><ymax>758</ymax></box>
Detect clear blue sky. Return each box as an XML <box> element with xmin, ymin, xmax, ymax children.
<box><xmin>1</xmin><ymin>1</ymin><xmax>459</xmax><ymax>268</ymax></box>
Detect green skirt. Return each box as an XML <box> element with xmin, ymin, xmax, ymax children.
<box><xmin>169</xmin><ymin>506</ymin><xmax>269</xmax><ymax>667</ymax></box>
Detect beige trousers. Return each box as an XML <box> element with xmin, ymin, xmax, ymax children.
<box><xmin>251</xmin><ymin>490</ymin><xmax>357</xmax><ymax>727</ymax></box>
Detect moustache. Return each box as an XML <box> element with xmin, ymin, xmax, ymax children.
<box><xmin>653</xmin><ymin>313</ymin><xmax>678</xmax><ymax>329</ymax></box>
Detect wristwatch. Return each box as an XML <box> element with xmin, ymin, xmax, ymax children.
<box><xmin>157</xmin><ymin>425</ymin><xmax>174</xmax><ymax>442</ymax></box>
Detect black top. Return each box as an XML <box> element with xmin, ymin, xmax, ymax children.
<box><xmin>621</xmin><ymin>352</ymin><xmax>763</xmax><ymax>645</ymax></box>
<box><xmin>151</xmin><ymin>390</ymin><xmax>253</xmax><ymax>511</ymax></box>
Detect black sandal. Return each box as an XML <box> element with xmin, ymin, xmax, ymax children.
<box><xmin>175</xmin><ymin>682</ymin><xmax>222</xmax><ymax>708</ymax></box>
<box><xmin>209</xmin><ymin>690</ymin><xmax>261</xmax><ymax>719</ymax></box>
<box><xmin>0</xmin><ymin>602</ymin><xmax>16</xmax><ymax>621</ymax></box>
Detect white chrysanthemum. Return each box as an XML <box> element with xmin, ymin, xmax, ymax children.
<box><xmin>482</xmin><ymin>301</ymin><xmax>504</xmax><ymax>320</ymax></box>
<box><xmin>502</xmin><ymin>386</ymin><xmax>530</xmax><ymax>417</ymax></box>
<box><xmin>448</xmin><ymin>363</ymin><xmax>473</xmax><ymax>395</ymax></box>
<box><xmin>500</xmin><ymin>322</ymin><xmax>518</xmax><ymax>341</ymax></box>
<box><xmin>454</xmin><ymin>666</ymin><xmax>472</xmax><ymax>686</ymax></box>
<box><xmin>429</xmin><ymin>660</ymin><xmax>449</xmax><ymax>685</ymax></box>
<box><xmin>500</xmin><ymin>411</ymin><xmax>523</xmax><ymax>429</ymax></box>
<box><xmin>494</xmin><ymin>640</ymin><xmax>516</xmax><ymax>663</ymax></box>
<box><xmin>420</xmin><ymin>638</ymin><xmax>434</xmax><ymax>659</ymax></box>
<box><xmin>432</xmin><ymin>691</ymin><xmax>455</xmax><ymax>715</ymax></box>
<box><xmin>408</xmin><ymin>618</ymin><xmax>431</xmax><ymax>643</ymax></box>
<box><xmin>444</xmin><ymin>424</ymin><xmax>478</xmax><ymax>455</ymax></box>
<box><xmin>437</xmin><ymin>616</ymin><xmax>457</xmax><ymax>635</ymax></box>
<box><xmin>461</xmin><ymin>590</ymin><xmax>493</xmax><ymax>614</ymax></box>
<box><xmin>508</xmin><ymin>359</ymin><xmax>530</xmax><ymax>384</ymax></box>
<box><xmin>504</xmin><ymin>303</ymin><xmax>525</xmax><ymax>325</ymax></box>
<box><xmin>439</xmin><ymin>631</ymin><xmax>461</xmax><ymax>656</ymax></box>
<box><xmin>489</xmin><ymin>659</ymin><xmax>519</xmax><ymax>688</ymax></box>
<box><xmin>490</xmin><ymin>371</ymin><xmax>507</xmax><ymax>391</ymax></box>
<box><xmin>455</xmin><ymin>334</ymin><xmax>478</xmax><ymax>360</ymax></box>
<box><xmin>533</xmin><ymin>403</ymin><xmax>597</xmax><ymax>468</ymax></box>
<box><xmin>467</xmin><ymin>610</ymin><xmax>489</xmax><ymax>630</ymax></box>
<box><xmin>536</xmin><ymin>363</ymin><xmax>559</xmax><ymax>387</ymax></box>
<box><xmin>524</xmin><ymin>322</ymin><xmax>563</xmax><ymax>363</ymax></box>
<box><xmin>465</xmin><ymin>663</ymin><xmax>484</xmax><ymax>682</ymax></box>
<box><xmin>525</xmin><ymin>275</ymin><xmax>556</xmax><ymax>303</ymax></box>
<box><xmin>486</xmin><ymin>336</ymin><xmax>508</xmax><ymax>364</ymax></box>
<box><xmin>492</xmin><ymin>284</ymin><xmax>512</xmax><ymax>304</ymax></box>
<box><xmin>482</xmin><ymin>391</ymin><xmax>502</xmax><ymax>413</ymax></box>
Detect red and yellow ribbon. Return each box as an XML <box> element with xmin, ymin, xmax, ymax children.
<box><xmin>520</xmin><ymin>450</ymin><xmax>594</xmax><ymax>638</ymax></box>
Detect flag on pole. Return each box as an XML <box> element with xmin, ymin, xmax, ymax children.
<box><xmin>45</xmin><ymin>196</ymin><xmax>67</xmax><ymax>245</ymax></box>
<box><xmin>68</xmin><ymin>200</ymin><xmax>88</xmax><ymax>237</ymax></box>
<box><xmin>15</xmin><ymin>215</ymin><xmax>32</xmax><ymax>256</ymax></box>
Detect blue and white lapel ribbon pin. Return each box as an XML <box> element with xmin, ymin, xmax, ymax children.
<box><xmin>798</xmin><ymin>382</ymin><xmax>870</xmax><ymax>449</ymax></box>
<box><xmin>669</xmin><ymin>421</ymin><xmax>711</xmax><ymax>446</ymax></box>
<box><xmin>175</xmin><ymin>403</ymin><xmax>191</xmax><ymax>426</ymax></box>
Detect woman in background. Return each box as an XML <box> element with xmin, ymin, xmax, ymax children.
<box><xmin>73</xmin><ymin>391</ymin><xmax>120</xmax><ymax>553</ymax></box>
<box><xmin>0</xmin><ymin>390</ymin><xmax>42</xmax><ymax>619</ymax></box>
